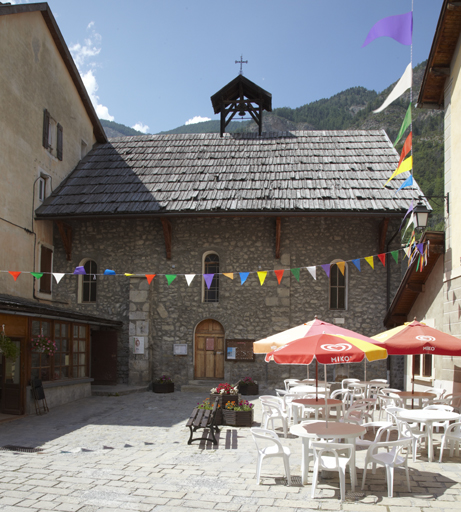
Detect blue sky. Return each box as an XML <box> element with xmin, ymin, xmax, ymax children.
<box><xmin>20</xmin><ymin>0</ymin><xmax>443</xmax><ymax>134</ymax></box>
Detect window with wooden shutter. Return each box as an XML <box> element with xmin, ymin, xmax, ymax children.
<box><xmin>40</xmin><ymin>245</ymin><xmax>53</xmax><ymax>294</ymax></box>
<box><xmin>57</xmin><ymin>123</ymin><xmax>63</xmax><ymax>161</ymax></box>
<box><xmin>42</xmin><ymin>109</ymin><xmax>50</xmax><ymax>149</ymax></box>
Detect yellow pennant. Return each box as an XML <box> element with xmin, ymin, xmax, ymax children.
<box><xmin>257</xmin><ymin>271</ymin><xmax>267</xmax><ymax>285</ymax></box>
<box><xmin>223</xmin><ymin>273</ymin><xmax>234</xmax><ymax>280</ymax></box>
<box><xmin>385</xmin><ymin>156</ymin><xmax>413</xmax><ymax>186</ymax></box>
<box><xmin>336</xmin><ymin>261</ymin><xmax>346</xmax><ymax>276</ymax></box>
<box><xmin>365</xmin><ymin>256</ymin><xmax>374</xmax><ymax>269</ymax></box>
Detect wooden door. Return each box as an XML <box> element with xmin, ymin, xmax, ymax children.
<box><xmin>91</xmin><ymin>330</ymin><xmax>118</xmax><ymax>385</ymax></box>
<box><xmin>195</xmin><ymin>319</ymin><xmax>224</xmax><ymax>379</ymax></box>
<box><xmin>1</xmin><ymin>337</ymin><xmax>25</xmax><ymax>415</ymax></box>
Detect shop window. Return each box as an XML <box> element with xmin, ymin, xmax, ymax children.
<box><xmin>72</xmin><ymin>324</ymin><xmax>87</xmax><ymax>378</ymax></box>
<box><xmin>31</xmin><ymin>320</ymin><xmax>52</xmax><ymax>382</ymax></box>
<box><xmin>203</xmin><ymin>252</ymin><xmax>219</xmax><ymax>302</ymax></box>
<box><xmin>53</xmin><ymin>323</ymin><xmax>70</xmax><ymax>380</ymax></box>
<box><xmin>330</xmin><ymin>260</ymin><xmax>347</xmax><ymax>310</ymax></box>
<box><xmin>78</xmin><ymin>259</ymin><xmax>97</xmax><ymax>303</ymax></box>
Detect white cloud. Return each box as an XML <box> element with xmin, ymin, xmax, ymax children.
<box><xmin>132</xmin><ymin>123</ymin><xmax>149</xmax><ymax>134</ymax></box>
<box><xmin>185</xmin><ymin>116</ymin><xmax>211</xmax><ymax>125</ymax></box>
<box><xmin>69</xmin><ymin>23</ymin><xmax>114</xmax><ymax>121</ymax></box>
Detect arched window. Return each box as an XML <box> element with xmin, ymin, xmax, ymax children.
<box><xmin>203</xmin><ymin>252</ymin><xmax>219</xmax><ymax>303</ymax></box>
<box><xmin>329</xmin><ymin>260</ymin><xmax>347</xmax><ymax>310</ymax></box>
<box><xmin>78</xmin><ymin>259</ymin><xmax>97</xmax><ymax>303</ymax></box>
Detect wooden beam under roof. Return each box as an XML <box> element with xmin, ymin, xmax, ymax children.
<box><xmin>55</xmin><ymin>220</ymin><xmax>72</xmax><ymax>261</ymax></box>
<box><xmin>161</xmin><ymin>218</ymin><xmax>172</xmax><ymax>260</ymax></box>
<box><xmin>275</xmin><ymin>217</ymin><xmax>281</xmax><ymax>259</ymax></box>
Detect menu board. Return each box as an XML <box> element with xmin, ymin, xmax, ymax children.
<box><xmin>225</xmin><ymin>339</ymin><xmax>255</xmax><ymax>362</ymax></box>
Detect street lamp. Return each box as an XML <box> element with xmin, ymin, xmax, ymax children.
<box><xmin>413</xmin><ymin>201</ymin><xmax>430</xmax><ymax>230</ymax></box>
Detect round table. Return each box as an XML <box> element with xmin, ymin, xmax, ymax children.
<box><xmin>397</xmin><ymin>409</ymin><xmax>461</xmax><ymax>462</ymax></box>
<box><xmin>290</xmin><ymin>421</ymin><xmax>365</xmax><ymax>486</ymax></box>
<box><xmin>290</xmin><ymin>385</ymin><xmax>328</xmax><ymax>395</ymax></box>
<box><xmin>396</xmin><ymin>391</ymin><xmax>436</xmax><ymax>409</ymax></box>
<box><xmin>292</xmin><ymin>398</ymin><xmax>343</xmax><ymax>424</ymax></box>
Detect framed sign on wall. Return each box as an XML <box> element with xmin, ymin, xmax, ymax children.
<box><xmin>225</xmin><ymin>339</ymin><xmax>255</xmax><ymax>362</ymax></box>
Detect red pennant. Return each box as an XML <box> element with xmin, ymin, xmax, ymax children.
<box><xmin>397</xmin><ymin>131</ymin><xmax>412</xmax><ymax>168</ymax></box>
<box><xmin>274</xmin><ymin>269</ymin><xmax>284</xmax><ymax>284</ymax></box>
<box><xmin>377</xmin><ymin>254</ymin><xmax>386</xmax><ymax>267</ymax></box>
<box><xmin>9</xmin><ymin>271</ymin><xmax>21</xmax><ymax>281</ymax></box>
<box><xmin>145</xmin><ymin>274</ymin><xmax>156</xmax><ymax>284</ymax></box>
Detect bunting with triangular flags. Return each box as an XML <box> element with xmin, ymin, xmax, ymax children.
<box><xmin>257</xmin><ymin>271</ymin><xmax>267</xmax><ymax>286</ymax></box>
<box><xmin>391</xmin><ymin>251</ymin><xmax>399</xmax><ymax>264</ymax></box>
<box><xmin>291</xmin><ymin>268</ymin><xmax>300</xmax><ymax>282</ymax></box>
<box><xmin>185</xmin><ymin>274</ymin><xmax>195</xmax><ymax>286</ymax></box>
<box><xmin>365</xmin><ymin>256</ymin><xmax>374</xmax><ymax>269</ymax></box>
<box><xmin>30</xmin><ymin>272</ymin><xmax>43</xmax><ymax>279</ymax></box>
<box><xmin>145</xmin><ymin>274</ymin><xmax>156</xmax><ymax>284</ymax></box>
<box><xmin>306</xmin><ymin>266</ymin><xmax>316</xmax><ymax>280</ymax></box>
<box><xmin>377</xmin><ymin>254</ymin><xmax>386</xmax><ymax>267</ymax></box>
<box><xmin>8</xmin><ymin>271</ymin><xmax>21</xmax><ymax>281</ymax></box>
<box><xmin>203</xmin><ymin>274</ymin><xmax>214</xmax><ymax>289</ymax></box>
<box><xmin>53</xmin><ymin>273</ymin><xmax>65</xmax><ymax>284</ymax></box>
<box><xmin>274</xmin><ymin>269</ymin><xmax>284</xmax><ymax>284</ymax></box>
<box><xmin>165</xmin><ymin>275</ymin><xmax>177</xmax><ymax>286</ymax></box>
<box><xmin>321</xmin><ymin>264</ymin><xmax>331</xmax><ymax>278</ymax></box>
<box><xmin>223</xmin><ymin>273</ymin><xmax>234</xmax><ymax>280</ymax></box>
<box><xmin>352</xmin><ymin>259</ymin><xmax>361</xmax><ymax>272</ymax></box>
<box><xmin>240</xmin><ymin>272</ymin><xmax>249</xmax><ymax>285</ymax></box>
<box><xmin>336</xmin><ymin>261</ymin><xmax>346</xmax><ymax>276</ymax></box>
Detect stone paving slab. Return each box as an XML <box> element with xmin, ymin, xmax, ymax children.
<box><xmin>0</xmin><ymin>391</ymin><xmax>460</xmax><ymax>511</ymax></box>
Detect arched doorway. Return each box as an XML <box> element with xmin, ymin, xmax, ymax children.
<box><xmin>194</xmin><ymin>319</ymin><xmax>225</xmax><ymax>379</ymax></box>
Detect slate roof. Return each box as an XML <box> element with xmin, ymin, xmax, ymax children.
<box><xmin>35</xmin><ymin>130</ymin><xmax>427</xmax><ymax>219</ymax></box>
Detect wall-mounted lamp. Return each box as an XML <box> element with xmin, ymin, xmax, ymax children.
<box><xmin>414</xmin><ymin>201</ymin><xmax>430</xmax><ymax>230</ymax></box>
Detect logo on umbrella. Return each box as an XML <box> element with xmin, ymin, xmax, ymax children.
<box><xmin>320</xmin><ymin>343</ymin><xmax>352</xmax><ymax>352</ymax></box>
<box><xmin>416</xmin><ymin>335</ymin><xmax>436</xmax><ymax>342</ymax></box>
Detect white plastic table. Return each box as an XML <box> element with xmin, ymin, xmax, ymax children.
<box><xmin>397</xmin><ymin>409</ymin><xmax>461</xmax><ymax>462</ymax></box>
<box><xmin>290</xmin><ymin>385</ymin><xmax>328</xmax><ymax>395</ymax></box>
<box><xmin>396</xmin><ymin>391</ymin><xmax>436</xmax><ymax>409</ymax></box>
<box><xmin>290</xmin><ymin>421</ymin><xmax>365</xmax><ymax>486</ymax></box>
<box><xmin>292</xmin><ymin>398</ymin><xmax>343</xmax><ymax>424</ymax></box>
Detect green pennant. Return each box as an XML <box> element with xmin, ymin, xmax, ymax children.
<box><xmin>30</xmin><ymin>272</ymin><xmax>43</xmax><ymax>279</ymax></box>
<box><xmin>416</xmin><ymin>256</ymin><xmax>420</xmax><ymax>272</ymax></box>
<box><xmin>394</xmin><ymin>104</ymin><xmax>411</xmax><ymax>146</ymax></box>
<box><xmin>290</xmin><ymin>268</ymin><xmax>300</xmax><ymax>282</ymax></box>
<box><xmin>391</xmin><ymin>251</ymin><xmax>399</xmax><ymax>264</ymax></box>
<box><xmin>165</xmin><ymin>274</ymin><xmax>177</xmax><ymax>286</ymax></box>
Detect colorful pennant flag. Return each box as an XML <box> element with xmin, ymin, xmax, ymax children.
<box><xmin>336</xmin><ymin>261</ymin><xmax>346</xmax><ymax>276</ymax></box>
<box><xmin>306</xmin><ymin>266</ymin><xmax>316</xmax><ymax>280</ymax></box>
<box><xmin>377</xmin><ymin>254</ymin><xmax>386</xmax><ymax>267</ymax></box>
<box><xmin>374</xmin><ymin>63</ymin><xmax>412</xmax><ymax>113</ymax></box>
<box><xmin>104</xmin><ymin>269</ymin><xmax>116</xmax><ymax>275</ymax></box>
<box><xmin>124</xmin><ymin>273</ymin><xmax>134</xmax><ymax>276</ymax></box>
<box><xmin>365</xmin><ymin>256</ymin><xmax>374</xmax><ymax>269</ymax></box>
<box><xmin>403</xmin><ymin>247</ymin><xmax>411</xmax><ymax>259</ymax></box>
<box><xmin>391</xmin><ymin>251</ymin><xmax>399</xmax><ymax>264</ymax></box>
<box><xmin>394</xmin><ymin>104</ymin><xmax>412</xmax><ymax>146</ymax></box>
<box><xmin>417</xmin><ymin>243</ymin><xmax>424</xmax><ymax>255</ymax></box>
<box><xmin>385</xmin><ymin>155</ymin><xmax>413</xmax><ymax>186</ymax></box>
<box><xmin>30</xmin><ymin>272</ymin><xmax>43</xmax><ymax>279</ymax></box>
<box><xmin>362</xmin><ymin>11</ymin><xmax>413</xmax><ymax>47</ymax></box>
<box><xmin>257</xmin><ymin>271</ymin><xmax>267</xmax><ymax>286</ymax></box>
<box><xmin>400</xmin><ymin>201</ymin><xmax>413</xmax><ymax>230</ymax></box>
<box><xmin>53</xmin><ymin>273</ymin><xmax>65</xmax><ymax>283</ymax></box>
<box><xmin>8</xmin><ymin>271</ymin><xmax>21</xmax><ymax>281</ymax></box>
<box><xmin>397</xmin><ymin>132</ymin><xmax>412</xmax><ymax>168</ymax></box>
<box><xmin>145</xmin><ymin>274</ymin><xmax>156</xmax><ymax>284</ymax></box>
<box><xmin>165</xmin><ymin>274</ymin><xmax>177</xmax><ymax>286</ymax></box>
<box><xmin>73</xmin><ymin>266</ymin><xmax>86</xmax><ymax>275</ymax></box>
<box><xmin>291</xmin><ymin>268</ymin><xmax>300</xmax><ymax>282</ymax></box>
<box><xmin>352</xmin><ymin>259</ymin><xmax>361</xmax><ymax>272</ymax></box>
<box><xmin>203</xmin><ymin>274</ymin><xmax>214</xmax><ymax>289</ymax></box>
<box><xmin>397</xmin><ymin>174</ymin><xmax>414</xmax><ymax>191</ymax></box>
<box><xmin>274</xmin><ymin>269</ymin><xmax>284</xmax><ymax>284</ymax></box>
<box><xmin>240</xmin><ymin>272</ymin><xmax>249</xmax><ymax>285</ymax></box>
<box><xmin>185</xmin><ymin>274</ymin><xmax>195</xmax><ymax>286</ymax></box>
<box><xmin>223</xmin><ymin>273</ymin><xmax>234</xmax><ymax>280</ymax></box>
<box><xmin>321</xmin><ymin>264</ymin><xmax>331</xmax><ymax>278</ymax></box>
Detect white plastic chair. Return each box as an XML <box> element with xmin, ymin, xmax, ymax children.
<box><xmin>355</xmin><ymin>421</ymin><xmax>393</xmax><ymax>450</ymax></box>
<box><xmin>422</xmin><ymin>387</ymin><xmax>445</xmax><ymax>407</ymax></box>
<box><xmin>259</xmin><ymin>397</ymin><xmax>289</xmax><ymax>438</ymax></box>
<box><xmin>423</xmin><ymin>404</ymin><xmax>454</xmax><ymax>433</ymax></box>
<box><xmin>361</xmin><ymin>433</ymin><xmax>412</xmax><ymax>497</ymax></box>
<box><xmin>310</xmin><ymin>442</ymin><xmax>354</xmax><ymax>502</ymax></box>
<box><xmin>284</xmin><ymin>379</ymin><xmax>300</xmax><ymax>391</ymax></box>
<box><xmin>378</xmin><ymin>389</ymin><xmax>403</xmax><ymax>420</ymax></box>
<box><xmin>250</xmin><ymin>428</ymin><xmax>291</xmax><ymax>485</ymax></box>
<box><xmin>439</xmin><ymin>421</ymin><xmax>461</xmax><ymax>462</ymax></box>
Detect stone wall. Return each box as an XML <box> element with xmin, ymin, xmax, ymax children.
<box><xmin>53</xmin><ymin>215</ymin><xmax>402</xmax><ymax>387</ymax></box>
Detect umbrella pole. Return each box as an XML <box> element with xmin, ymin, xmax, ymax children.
<box><xmin>316</xmin><ymin>360</ymin><xmax>318</xmax><ymax>401</ymax></box>
<box><xmin>412</xmin><ymin>357</ymin><xmax>415</xmax><ymax>409</ymax></box>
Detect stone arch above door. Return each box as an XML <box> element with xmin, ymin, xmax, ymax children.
<box><xmin>194</xmin><ymin>319</ymin><xmax>225</xmax><ymax>379</ymax></box>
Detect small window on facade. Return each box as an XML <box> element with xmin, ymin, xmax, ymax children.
<box><xmin>39</xmin><ymin>245</ymin><xmax>53</xmax><ymax>294</ymax></box>
<box><xmin>203</xmin><ymin>253</ymin><xmax>219</xmax><ymax>302</ymax></box>
<box><xmin>38</xmin><ymin>177</ymin><xmax>46</xmax><ymax>201</ymax></box>
<box><xmin>330</xmin><ymin>261</ymin><xmax>347</xmax><ymax>310</ymax></box>
<box><xmin>413</xmin><ymin>354</ymin><xmax>433</xmax><ymax>378</ymax></box>
<box><xmin>42</xmin><ymin>109</ymin><xmax>62</xmax><ymax>160</ymax></box>
<box><xmin>82</xmin><ymin>260</ymin><xmax>97</xmax><ymax>303</ymax></box>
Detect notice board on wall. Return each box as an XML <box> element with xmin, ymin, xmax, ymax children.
<box><xmin>225</xmin><ymin>339</ymin><xmax>255</xmax><ymax>362</ymax></box>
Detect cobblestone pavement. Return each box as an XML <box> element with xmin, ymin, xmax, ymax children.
<box><xmin>0</xmin><ymin>391</ymin><xmax>460</xmax><ymax>511</ymax></box>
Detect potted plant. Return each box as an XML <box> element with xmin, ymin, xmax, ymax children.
<box><xmin>0</xmin><ymin>332</ymin><xmax>19</xmax><ymax>359</ymax></box>
<box><xmin>197</xmin><ymin>398</ymin><xmax>222</xmax><ymax>425</ymax></box>
<box><xmin>153</xmin><ymin>375</ymin><xmax>174</xmax><ymax>393</ymax></box>
<box><xmin>31</xmin><ymin>334</ymin><xmax>57</xmax><ymax>356</ymax></box>
<box><xmin>210</xmin><ymin>382</ymin><xmax>240</xmax><ymax>408</ymax></box>
<box><xmin>222</xmin><ymin>399</ymin><xmax>254</xmax><ymax>427</ymax></box>
<box><xmin>237</xmin><ymin>376</ymin><xmax>259</xmax><ymax>395</ymax></box>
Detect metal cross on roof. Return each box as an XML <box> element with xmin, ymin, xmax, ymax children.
<box><xmin>235</xmin><ymin>55</ymin><xmax>248</xmax><ymax>75</ymax></box>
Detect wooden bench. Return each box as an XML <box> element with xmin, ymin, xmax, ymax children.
<box><xmin>186</xmin><ymin>397</ymin><xmax>220</xmax><ymax>445</ymax></box>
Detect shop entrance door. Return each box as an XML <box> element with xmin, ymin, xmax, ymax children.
<box><xmin>0</xmin><ymin>337</ymin><xmax>24</xmax><ymax>415</ymax></box>
<box><xmin>194</xmin><ymin>319</ymin><xmax>225</xmax><ymax>379</ymax></box>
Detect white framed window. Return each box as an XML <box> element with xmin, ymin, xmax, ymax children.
<box><xmin>37</xmin><ymin>171</ymin><xmax>51</xmax><ymax>202</ymax></box>
<box><xmin>78</xmin><ymin>259</ymin><xmax>97</xmax><ymax>303</ymax></box>
<box><xmin>202</xmin><ymin>252</ymin><xmax>219</xmax><ymax>303</ymax></box>
<box><xmin>43</xmin><ymin>109</ymin><xmax>63</xmax><ymax>161</ymax></box>
<box><xmin>412</xmin><ymin>353</ymin><xmax>434</xmax><ymax>379</ymax></box>
<box><xmin>329</xmin><ymin>259</ymin><xmax>347</xmax><ymax>310</ymax></box>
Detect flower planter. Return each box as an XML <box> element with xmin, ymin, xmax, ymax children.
<box><xmin>210</xmin><ymin>393</ymin><xmax>240</xmax><ymax>409</ymax></box>
<box><xmin>239</xmin><ymin>383</ymin><xmax>259</xmax><ymax>396</ymax></box>
<box><xmin>153</xmin><ymin>382</ymin><xmax>174</xmax><ymax>393</ymax></box>
<box><xmin>222</xmin><ymin>409</ymin><xmax>254</xmax><ymax>427</ymax></box>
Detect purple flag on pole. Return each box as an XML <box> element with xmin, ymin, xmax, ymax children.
<box><xmin>417</xmin><ymin>243</ymin><xmax>424</xmax><ymax>255</ymax></box>
<box><xmin>399</xmin><ymin>200</ymin><xmax>414</xmax><ymax>231</ymax></box>
<box><xmin>362</xmin><ymin>11</ymin><xmax>413</xmax><ymax>47</ymax></box>
<box><xmin>73</xmin><ymin>266</ymin><xmax>86</xmax><ymax>275</ymax></box>
<box><xmin>203</xmin><ymin>274</ymin><xmax>214</xmax><ymax>289</ymax></box>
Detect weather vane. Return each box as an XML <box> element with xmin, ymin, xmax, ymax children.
<box><xmin>235</xmin><ymin>55</ymin><xmax>248</xmax><ymax>75</ymax></box>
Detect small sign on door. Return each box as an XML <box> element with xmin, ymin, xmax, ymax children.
<box><xmin>206</xmin><ymin>337</ymin><xmax>215</xmax><ymax>351</ymax></box>
<box><xmin>134</xmin><ymin>336</ymin><xmax>144</xmax><ymax>354</ymax></box>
